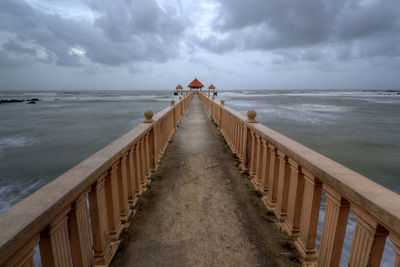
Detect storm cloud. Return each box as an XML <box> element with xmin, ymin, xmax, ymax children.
<box><xmin>0</xmin><ymin>0</ymin><xmax>399</xmax><ymax>90</ymax></box>
<box><xmin>198</xmin><ymin>0</ymin><xmax>400</xmax><ymax>60</ymax></box>
<box><xmin>0</xmin><ymin>0</ymin><xmax>186</xmax><ymax>68</ymax></box>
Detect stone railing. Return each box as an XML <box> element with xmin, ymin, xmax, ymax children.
<box><xmin>199</xmin><ymin>92</ymin><xmax>400</xmax><ymax>267</ymax></box>
<box><xmin>0</xmin><ymin>93</ymin><xmax>193</xmax><ymax>267</ymax></box>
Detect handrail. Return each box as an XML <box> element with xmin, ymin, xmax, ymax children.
<box><xmin>199</xmin><ymin>92</ymin><xmax>400</xmax><ymax>267</ymax></box>
<box><xmin>0</xmin><ymin>93</ymin><xmax>193</xmax><ymax>267</ymax></box>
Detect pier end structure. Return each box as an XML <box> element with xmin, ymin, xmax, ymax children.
<box><xmin>174</xmin><ymin>77</ymin><xmax>205</xmax><ymax>96</ymax></box>
<box><xmin>199</xmin><ymin>91</ymin><xmax>400</xmax><ymax>267</ymax></box>
<box><xmin>0</xmin><ymin>93</ymin><xmax>193</xmax><ymax>267</ymax></box>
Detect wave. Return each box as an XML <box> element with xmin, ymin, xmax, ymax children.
<box><xmin>0</xmin><ymin>136</ymin><xmax>38</xmax><ymax>151</ymax></box>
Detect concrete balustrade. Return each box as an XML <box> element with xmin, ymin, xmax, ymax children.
<box><xmin>0</xmin><ymin>93</ymin><xmax>193</xmax><ymax>267</ymax></box>
<box><xmin>199</xmin><ymin>91</ymin><xmax>400</xmax><ymax>267</ymax></box>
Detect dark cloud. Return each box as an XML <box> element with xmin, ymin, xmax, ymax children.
<box><xmin>0</xmin><ymin>0</ymin><xmax>186</xmax><ymax>68</ymax></box>
<box><xmin>198</xmin><ymin>0</ymin><xmax>400</xmax><ymax>60</ymax></box>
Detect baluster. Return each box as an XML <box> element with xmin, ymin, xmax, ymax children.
<box><xmin>232</xmin><ymin>120</ymin><xmax>237</xmax><ymax>153</ymax></box>
<box><xmin>348</xmin><ymin>206</ymin><xmax>388</xmax><ymax>267</ymax></box>
<box><xmin>134</xmin><ymin>143</ymin><xmax>143</xmax><ymax>195</ymax></box>
<box><xmin>144</xmin><ymin>133</ymin><xmax>151</xmax><ymax>181</ymax></box>
<box><xmin>263</xmin><ymin>143</ymin><xmax>280</xmax><ymax>211</ymax></box>
<box><xmin>69</xmin><ymin>190</ymin><xmax>93</xmax><ymax>267</ymax></box>
<box><xmin>253</xmin><ymin>134</ymin><xmax>262</xmax><ymax>191</ymax></box>
<box><xmin>260</xmin><ymin>139</ymin><xmax>270</xmax><ymax>194</ymax></box>
<box><xmin>249</xmin><ymin>131</ymin><xmax>256</xmax><ymax>177</ymax></box>
<box><xmin>39</xmin><ymin>207</ymin><xmax>72</xmax><ymax>267</ymax></box>
<box><xmin>282</xmin><ymin>159</ymin><xmax>305</xmax><ymax>237</ymax></box>
<box><xmin>390</xmin><ymin>233</ymin><xmax>400</xmax><ymax>266</ymax></box>
<box><xmin>105</xmin><ymin>164</ymin><xmax>122</xmax><ymax>242</ymax></box>
<box><xmin>240</xmin><ymin>124</ymin><xmax>244</xmax><ymax>161</ymax></box>
<box><xmin>88</xmin><ymin>175</ymin><xmax>112</xmax><ymax>265</ymax></box>
<box><xmin>148</xmin><ymin>129</ymin><xmax>155</xmax><ymax>171</ymax></box>
<box><xmin>275</xmin><ymin>150</ymin><xmax>291</xmax><ymax>223</ymax></box>
<box><xmin>118</xmin><ymin>153</ymin><xmax>132</xmax><ymax>224</ymax></box>
<box><xmin>3</xmin><ymin>236</ymin><xmax>39</xmax><ymax>267</ymax></box>
<box><xmin>140</xmin><ymin>138</ymin><xmax>147</xmax><ymax>189</ymax></box>
<box><xmin>295</xmin><ymin>169</ymin><xmax>322</xmax><ymax>264</ymax></box>
<box><xmin>127</xmin><ymin>148</ymin><xmax>137</xmax><ymax>207</ymax></box>
<box><xmin>318</xmin><ymin>185</ymin><xmax>350</xmax><ymax>267</ymax></box>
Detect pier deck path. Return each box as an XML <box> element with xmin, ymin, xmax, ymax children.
<box><xmin>111</xmin><ymin>95</ymin><xmax>299</xmax><ymax>266</ymax></box>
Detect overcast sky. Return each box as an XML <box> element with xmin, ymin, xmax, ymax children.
<box><xmin>0</xmin><ymin>0</ymin><xmax>399</xmax><ymax>90</ymax></box>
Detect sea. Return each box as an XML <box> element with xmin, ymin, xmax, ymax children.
<box><xmin>1</xmin><ymin>89</ymin><xmax>399</xmax><ymax>266</ymax></box>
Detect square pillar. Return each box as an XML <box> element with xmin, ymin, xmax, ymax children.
<box><xmin>282</xmin><ymin>159</ymin><xmax>305</xmax><ymax>237</ymax></box>
<box><xmin>349</xmin><ymin>206</ymin><xmax>389</xmax><ymax>267</ymax></box>
<box><xmin>69</xmin><ymin>190</ymin><xmax>93</xmax><ymax>267</ymax></box>
<box><xmin>294</xmin><ymin>169</ymin><xmax>322</xmax><ymax>264</ymax></box>
<box><xmin>318</xmin><ymin>185</ymin><xmax>350</xmax><ymax>267</ymax></box>
<box><xmin>39</xmin><ymin>207</ymin><xmax>72</xmax><ymax>267</ymax></box>
<box><xmin>89</xmin><ymin>175</ymin><xmax>112</xmax><ymax>265</ymax></box>
<box><xmin>275</xmin><ymin>150</ymin><xmax>291</xmax><ymax>223</ymax></box>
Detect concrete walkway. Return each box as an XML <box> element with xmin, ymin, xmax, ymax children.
<box><xmin>111</xmin><ymin>95</ymin><xmax>299</xmax><ymax>266</ymax></box>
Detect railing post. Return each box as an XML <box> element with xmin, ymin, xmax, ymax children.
<box><xmin>134</xmin><ymin>143</ymin><xmax>143</xmax><ymax>194</ymax></box>
<box><xmin>139</xmin><ymin>138</ymin><xmax>147</xmax><ymax>189</ymax></box>
<box><xmin>261</xmin><ymin>139</ymin><xmax>270</xmax><ymax>194</ymax></box>
<box><xmin>144</xmin><ymin>133</ymin><xmax>151</xmax><ymax>181</ymax></box>
<box><xmin>318</xmin><ymin>184</ymin><xmax>350</xmax><ymax>267</ymax></box>
<box><xmin>282</xmin><ymin>159</ymin><xmax>305</xmax><ymax>237</ymax></box>
<box><xmin>39</xmin><ymin>207</ymin><xmax>72</xmax><ymax>267</ymax></box>
<box><xmin>348</xmin><ymin>206</ymin><xmax>389</xmax><ymax>267</ymax></box>
<box><xmin>249</xmin><ymin>130</ymin><xmax>256</xmax><ymax>177</ymax></box>
<box><xmin>241</xmin><ymin>123</ymin><xmax>248</xmax><ymax>170</ymax></box>
<box><xmin>275</xmin><ymin>150</ymin><xmax>290</xmax><ymax>223</ymax></box>
<box><xmin>69</xmin><ymin>190</ymin><xmax>93</xmax><ymax>267</ymax></box>
<box><xmin>128</xmin><ymin>147</ymin><xmax>138</xmax><ymax>207</ymax></box>
<box><xmin>118</xmin><ymin>153</ymin><xmax>132</xmax><ymax>224</ymax></box>
<box><xmin>295</xmin><ymin>169</ymin><xmax>322</xmax><ymax>264</ymax></box>
<box><xmin>89</xmin><ymin>174</ymin><xmax>112</xmax><ymax>265</ymax></box>
<box><xmin>253</xmin><ymin>134</ymin><xmax>262</xmax><ymax>191</ymax></box>
<box><xmin>105</xmin><ymin>164</ymin><xmax>123</xmax><ymax>242</ymax></box>
<box><xmin>263</xmin><ymin>143</ymin><xmax>279</xmax><ymax>211</ymax></box>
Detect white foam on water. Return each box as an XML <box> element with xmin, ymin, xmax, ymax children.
<box><xmin>0</xmin><ymin>136</ymin><xmax>39</xmax><ymax>151</ymax></box>
<box><xmin>285</xmin><ymin>104</ymin><xmax>354</xmax><ymax>113</ymax></box>
<box><xmin>0</xmin><ymin>178</ymin><xmax>47</xmax><ymax>214</ymax></box>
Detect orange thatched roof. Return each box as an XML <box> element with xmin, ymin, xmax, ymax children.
<box><xmin>176</xmin><ymin>84</ymin><xmax>183</xmax><ymax>89</ymax></box>
<box><xmin>188</xmin><ymin>78</ymin><xmax>204</xmax><ymax>88</ymax></box>
<box><xmin>208</xmin><ymin>84</ymin><xmax>216</xmax><ymax>89</ymax></box>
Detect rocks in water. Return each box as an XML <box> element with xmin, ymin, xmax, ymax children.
<box><xmin>0</xmin><ymin>99</ymin><xmax>25</xmax><ymax>103</ymax></box>
<box><xmin>0</xmin><ymin>98</ymin><xmax>41</xmax><ymax>104</ymax></box>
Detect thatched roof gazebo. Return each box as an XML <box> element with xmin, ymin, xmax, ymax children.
<box><xmin>207</xmin><ymin>84</ymin><xmax>217</xmax><ymax>96</ymax></box>
<box><xmin>174</xmin><ymin>84</ymin><xmax>184</xmax><ymax>96</ymax></box>
<box><xmin>187</xmin><ymin>78</ymin><xmax>204</xmax><ymax>91</ymax></box>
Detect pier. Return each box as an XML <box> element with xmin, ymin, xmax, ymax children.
<box><xmin>1</xmin><ymin>92</ymin><xmax>400</xmax><ymax>267</ymax></box>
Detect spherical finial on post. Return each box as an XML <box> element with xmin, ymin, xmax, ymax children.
<box><xmin>220</xmin><ymin>99</ymin><xmax>225</xmax><ymax>105</ymax></box>
<box><xmin>247</xmin><ymin>110</ymin><xmax>257</xmax><ymax>123</ymax></box>
<box><xmin>143</xmin><ymin>110</ymin><xmax>154</xmax><ymax>123</ymax></box>
<box><xmin>170</xmin><ymin>100</ymin><xmax>175</xmax><ymax>106</ymax></box>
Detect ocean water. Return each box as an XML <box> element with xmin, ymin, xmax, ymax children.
<box><xmin>1</xmin><ymin>89</ymin><xmax>399</xmax><ymax>265</ymax></box>
<box><xmin>218</xmin><ymin>89</ymin><xmax>400</xmax><ymax>266</ymax></box>
<box><xmin>0</xmin><ymin>90</ymin><xmax>175</xmax><ymax>213</ymax></box>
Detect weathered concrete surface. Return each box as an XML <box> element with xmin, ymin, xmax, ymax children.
<box><xmin>111</xmin><ymin>95</ymin><xmax>299</xmax><ymax>266</ymax></box>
